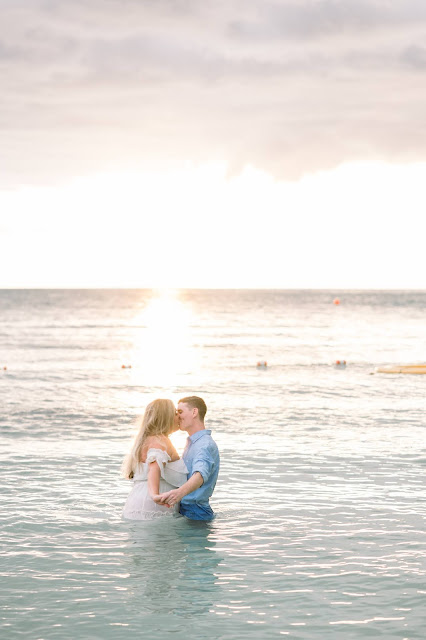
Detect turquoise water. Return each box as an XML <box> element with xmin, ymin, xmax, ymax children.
<box><xmin>1</xmin><ymin>289</ymin><xmax>426</xmax><ymax>638</ymax></box>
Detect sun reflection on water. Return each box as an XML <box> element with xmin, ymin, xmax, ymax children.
<box><xmin>128</xmin><ymin>290</ymin><xmax>197</xmax><ymax>389</ymax></box>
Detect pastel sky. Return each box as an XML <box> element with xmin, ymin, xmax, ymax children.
<box><xmin>1</xmin><ymin>0</ymin><xmax>425</xmax><ymax>288</ymax></box>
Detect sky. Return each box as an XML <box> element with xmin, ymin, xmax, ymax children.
<box><xmin>1</xmin><ymin>0</ymin><xmax>425</xmax><ymax>289</ymax></box>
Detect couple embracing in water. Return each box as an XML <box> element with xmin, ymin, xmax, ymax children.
<box><xmin>122</xmin><ymin>396</ymin><xmax>220</xmax><ymax>521</ymax></box>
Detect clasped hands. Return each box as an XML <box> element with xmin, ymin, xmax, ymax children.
<box><xmin>152</xmin><ymin>489</ymin><xmax>182</xmax><ymax>508</ymax></box>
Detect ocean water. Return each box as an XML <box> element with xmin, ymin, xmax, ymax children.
<box><xmin>1</xmin><ymin>288</ymin><xmax>425</xmax><ymax>639</ymax></box>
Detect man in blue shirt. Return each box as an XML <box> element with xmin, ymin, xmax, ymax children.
<box><xmin>157</xmin><ymin>396</ymin><xmax>220</xmax><ymax>521</ymax></box>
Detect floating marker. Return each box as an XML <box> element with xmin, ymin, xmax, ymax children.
<box><xmin>333</xmin><ymin>298</ymin><xmax>340</xmax><ymax>305</ymax></box>
<box><xmin>257</xmin><ymin>360</ymin><xmax>268</xmax><ymax>369</ymax></box>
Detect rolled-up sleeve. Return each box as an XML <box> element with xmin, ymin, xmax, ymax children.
<box><xmin>191</xmin><ymin>445</ymin><xmax>215</xmax><ymax>484</ymax></box>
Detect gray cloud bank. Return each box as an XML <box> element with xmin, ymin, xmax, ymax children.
<box><xmin>1</xmin><ymin>0</ymin><xmax>426</xmax><ymax>185</ymax></box>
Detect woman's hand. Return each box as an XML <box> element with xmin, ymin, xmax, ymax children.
<box><xmin>152</xmin><ymin>493</ymin><xmax>172</xmax><ymax>507</ymax></box>
<box><xmin>153</xmin><ymin>489</ymin><xmax>182</xmax><ymax>507</ymax></box>
<box><xmin>159</xmin><ymin>489</ymin><xmax>182</xmax><ymax>507</ymax></box>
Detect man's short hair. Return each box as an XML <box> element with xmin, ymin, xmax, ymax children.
<box><xmin>179</xmin><ymin>396</ymin><xmax>207</xmax><ymax>421</ymax></box>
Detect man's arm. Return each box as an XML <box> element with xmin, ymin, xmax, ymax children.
<box><xmin>152</xmin><ymin>471</ymin><xmax>204</xmax><ymax>507</ymax></box>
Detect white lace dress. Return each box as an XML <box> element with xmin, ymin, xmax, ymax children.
<box><xmin>122</xmin><ymin>448</ymin><xmax>188</xmax><ymax>520</ymax></box>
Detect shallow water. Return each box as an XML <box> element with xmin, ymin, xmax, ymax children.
<box><xmin>1</xmin><ymin>289</ymin><xmax>426</xmax><ymax>638</ymax></box>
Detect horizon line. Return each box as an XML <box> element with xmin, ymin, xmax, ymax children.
<box><xmin>1</xmin><ymin>286</ymin><xmax>426</xmax><ymax>292</ymax></box>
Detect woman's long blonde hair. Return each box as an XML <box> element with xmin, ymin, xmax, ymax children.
<box><xmin>121</xmin><ymin>398</ymin><xmax>175</xmax><ymax>479</ymax></box>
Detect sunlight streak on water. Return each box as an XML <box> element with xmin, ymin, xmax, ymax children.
<box><xmin>126</xmin><ymin>290</ymin><xmax>199</xmax><ymax>388</ymax></box>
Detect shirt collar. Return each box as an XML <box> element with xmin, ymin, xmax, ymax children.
<box><xmin>188</xmin><ymin>429</ymin><xmax>211</xmax><ymax>444</ymax></box>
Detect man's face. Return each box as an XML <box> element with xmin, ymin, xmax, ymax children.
<box><xmin>177</xmin><ymin>402</ymin><xmax>194</xmax><ymax>431</ymax></box>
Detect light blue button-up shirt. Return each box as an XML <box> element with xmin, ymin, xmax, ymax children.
<box><xmin>180</xmin><ymin>429</ymin><xmax>220</xmax><ymax>521</ymax></box>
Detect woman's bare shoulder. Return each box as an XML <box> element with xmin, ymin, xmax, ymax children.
<box><xmin>143</xmin><ymin>435</ymin><xmax>168</xmax><ymax>451</ymax></box>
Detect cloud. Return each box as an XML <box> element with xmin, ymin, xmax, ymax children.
<box><xmin>229</xmin><ymin>0</ymin><xmax>426</xmax><ymax>40</ymax></box>
<box><xmin>402</xmin><ymin>44</ymin><xmax>426</xmax><ymax>70</ymax></box>
<box><xmin>1</xmin><ymin>0</ymin><xmax>426</xmax><ymax>185</ymax></box>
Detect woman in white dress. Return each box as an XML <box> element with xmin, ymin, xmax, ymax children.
<box><xmin>122</xmin><ymin>399</ymin><xmax>188</xmax><ymax>520</ymax></box>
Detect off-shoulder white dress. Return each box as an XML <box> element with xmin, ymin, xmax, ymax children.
<box><xmin>122</xmin><ymin>448</ymin><xmax>188</xmax><ymax>520</ymax></box>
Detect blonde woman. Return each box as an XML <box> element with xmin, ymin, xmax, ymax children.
<box><xmin>122</xmin><ymin>399</ymin><xmax>188</xmax><ymax>520</ymax></box>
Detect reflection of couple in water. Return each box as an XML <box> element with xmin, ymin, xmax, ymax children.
<box><xmin>122</xmin><ymin>396</ymin><xmax>220</xmax><ymax>521</ymax></box>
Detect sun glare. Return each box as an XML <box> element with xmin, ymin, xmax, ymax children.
<box><xmin>128</xmin><ymin>290</ymin><xmax>196</xmax><ymax>388</ymax></box>
<box><xmin>1</xmin><ymin>161</ymin><xmax>425</xmax><ymax>288</ymax></box>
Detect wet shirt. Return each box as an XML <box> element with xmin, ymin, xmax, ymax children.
<box><xmin>179</xmin><ymin>429</ymin><xmax>220</xmax><ymax>521</ymax></box>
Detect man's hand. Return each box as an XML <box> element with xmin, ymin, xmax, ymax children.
<box><xmin>156</xmin><ymin>489</ymin><xmax>182</xmax><ymax>507</ymax></box>
<box><xmin>151</xmin><ymin>493</ymin><xmax>172</xmax><ymax>507</ymax></box>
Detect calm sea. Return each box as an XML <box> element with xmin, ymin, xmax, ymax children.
<box><xmin>1</xmin><ymin>289</ymin><xmax>425</xmax><ymax>639</ymax></box>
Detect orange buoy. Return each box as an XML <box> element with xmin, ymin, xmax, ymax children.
<box><xmin>257</xmin><ymin>360</ymin><xmax>267</xmax><ymax>368</ymax></box>
<box><xmin>333</xmin><ymin>298</ymin><xmax>340</xmax><ymax>305</ymax></box>
<box><xmin>121</xmin><ymin>364</ymin><xmax>132</xmax><ymax>369</ymax></box>
<box><xmin>3</xmin><ymin>366</ymin><xmax>6</xmax><ymax>370</ymax></box>
<box><xmin>335</xmin><ymin>360</ymin><xmax>346</xmax><ymax>366</ymax></box>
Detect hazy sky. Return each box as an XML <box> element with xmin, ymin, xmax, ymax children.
<box><xmin>1</xmin><ymin>0</ymin><xmax>425</xmax><ymax>288</ymax></box>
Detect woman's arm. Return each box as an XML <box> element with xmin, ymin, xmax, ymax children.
<box><xmin>147</xmin><ymin>461</ymin><xmax>161</xmax><ymax>499</ymax></box>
